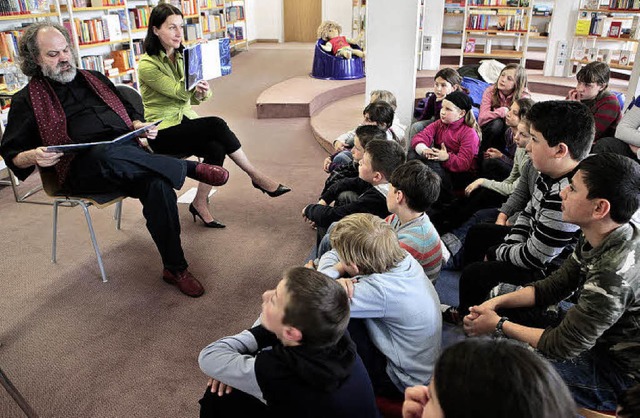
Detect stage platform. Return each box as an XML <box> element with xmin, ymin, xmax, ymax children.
<box><xmin>256</xmin><ymin>70</ymin><xmax>628</xmax><ymax>153</ymax></box>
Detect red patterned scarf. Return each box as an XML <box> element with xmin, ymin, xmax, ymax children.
<box><xmin>29</xmin><ymin>70</ymin><xmax>134</xmax><ymax>185</ymax></box>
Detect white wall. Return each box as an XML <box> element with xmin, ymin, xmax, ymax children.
<box><xmin>252</xmin><ymin>0</ymin><xmax>283</xmax><ymax>41</ymax></box>
<box><xmin>366</xmin><ymin>0</ymin><xmax>420</xmax><ymax>127</ymax></box>
<box><xmin>420</xmin><ymin>0</ymin><xmax>444</xmax><ymax>70</ymax></box>
<box><xmin>252</xmin><ymin>0</ymin><xmax>352</xmax><ymax>42</ymax></box>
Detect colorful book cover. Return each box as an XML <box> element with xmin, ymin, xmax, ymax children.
<box><xmin>464</xmin><ymin>38</ymin><xmax>476</xmax><ymax>53</ymax></box>
<box><xmin>608</xmin><ymin>21</ymin><xmax>622</xmax><ymax>37</ymax></box>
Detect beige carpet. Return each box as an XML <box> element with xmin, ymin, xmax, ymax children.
<box><xmin>0</xmin><ymin>45</ymin><xmax>327</xmax><ymax>418</ymax></box>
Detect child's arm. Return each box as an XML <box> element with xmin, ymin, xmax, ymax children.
<box><xmin>332</xmin><ymin>130</ymin><xmax>356</xmax><ymax>152</ymax></box>
<box><xmin>317</xmin><ymin>249</ymin><xmax>346</xmax><ymax>279</ymax></box>
<box><xmin>615</xmin><ymin>101</ymin><xmax>640</xmax><ymax>147</ymax></box>
<box><xmin>342</xmin><ymin>277</ymin><xmax>388</xmax><ymax>318</ymax></box>
<box><xmin>320</xmin><ymin>177</ymin><xmax>370</xmax><ymax>204</ymax></box>
<box><xmin>481</xmin><ymin>148</ymin><xmax>527</xmax><ymax>196</ymax></box>
<box><xmin>306</xmin><ymin>185</ymin><xmax>385</xmax><ymax>229</ymax></box>
<box><xmin>498</xmin><ymin>159</ymin><xmax>535</xmax><ymax>219</ymax></box>
<box><xmin>478</xmin><ymin>86</ymin><xmax>508</xmax><ymax>126</ymax></box>
<box><xmin>410</xmin><ymin>120</ymin><xmax>437</xmax><ymax>155</ymax></box>
<box><xmin>198</xmin><ymin>328</ymin><xmax>268</xmax><ymax>401</ymax></box>
<box><xmin>442</xmin><ymin>128</ymin><xmax>480</xmax><ymax>173</ymax></box>
<box><xmin>592</xmin><ymin>93</ymin><xmax>622</xmax><ymax>141</ymax></box>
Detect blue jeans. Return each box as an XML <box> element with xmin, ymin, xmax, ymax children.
<box><xmin>548</xmin><ymin>349</ymin><xmax>636</xmax><ymax>411</ymax></box>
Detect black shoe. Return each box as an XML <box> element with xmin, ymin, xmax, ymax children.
<box><xmin>189</xmin><ymin>203</ymin><xmax>226</xmax><ymax>228</ymax></box>
<box><xmin>252</xmin><ymin>181</ymin><xmax>291</xmax><ymax>197</ymax></box>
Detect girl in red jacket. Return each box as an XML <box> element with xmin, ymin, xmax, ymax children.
<box><xmin>409</xmin><ymin>91</ymin><xmax>480</xmax><ymax>203</ymax></box>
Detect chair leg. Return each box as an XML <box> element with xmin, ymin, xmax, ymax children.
<box><xmin>114</xmin><ymin>201</ymin><xmax>122</xmax><ymax>230</ymax></box>
<box><xmin>79</xmin><ymin>202</ymin><xmax>108</xmax><ymax>283</ymax></box>
<box><xmin>52</xmin><ymin>200</ymin><xmax>60</xmax><ymax>263</ymax></box>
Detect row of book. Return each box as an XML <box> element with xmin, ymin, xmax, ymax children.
<box><xmin>72</xmin><ymin>0</ymin><xmax>125</xmax><ymax>7</ymax></box>
<box><xmin>181</xmin><ymin>0</ymin><xmax>197</xmax><ymax>16</ymax></box>
<box><xmin>200</xmin><ymin>0</ymin><xmax>224</xmax><ymax>8</ymax></box>
<box><xmin>467</xmin><ymin>0</ymin><xmax>528</xmax><ymax>6</ymax></box>
<box><xmin>128</xmin><ymin>6</ymin><xmax>150</xmax><ymax>29</ymax></box>
<box><xmin>572</xmin><ymin>46</ymin><xmax>634</xmax><ymax>67</ymax></box>
<box><xmin>467</xmin><ymin>9</ymin><xmax>528</xmax><ymax>31</ymax></box>
<box><xmin>575</xmin><ymin>11</ymin><xmax>640</xmax><ymax>39</ymax></box>
<box><xmin>65</xmin><ymin>15</ymin><xmax>123</xmax><ymax>45</ymax></box>
<box><xmin>0</xmin><ymin>0</ymin><xmax>49</xmax><ymax>15</ymax></box>
<box><xmin>201</xmin><ymin>11</ymin><xmax>225</xmax><ymax>33</ymax></box>
<box><xmin>583</xmin><ymin>0</ymin><xmax>640</xmax><ymax>10</ymax></box>
<box><xmin>227</xmin><ymin>25</ymin><xmax>244</xmax><ymax>41</ymax></box>
<box><xmin>225</xmin><ymin>5</ymin><xmax>244</xmax><ymax>22</ymax></box>
<box><xmin>0</xmin><ymin>29</ymin><xmax>23</xmax><ymax>62</ymax></box>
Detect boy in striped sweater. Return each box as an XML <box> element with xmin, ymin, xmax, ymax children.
<box><xmin>385</xmin><ymin>160</ymin><xmax>444</xmax><ymax>283</ymax></box>
<box><xmin>451</xmin><ymin>101</ymin><xmax>594</xmax><ymax>320</ymax></box>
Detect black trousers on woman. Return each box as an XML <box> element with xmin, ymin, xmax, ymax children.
<box><xmin>151</xmin><ymin>116</ymin><xmax>242</xmax><ymax>166</ymax></box>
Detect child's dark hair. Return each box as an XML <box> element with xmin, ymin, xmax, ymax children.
<box><xmin>390</xmin><ymin>160</ymin><xmax>441</xmax><ymax>212</ymax></box>
<box><xmin>144</xmin><ymin>3</ymin><xmax>184</xmax><ymax>56</ymax></box>
<box><xmin>491</xmin><ymin>63</ymin><xmax>528</xmax><ymax>109</ymax></box>
<box><xmin>355</xmin><ymin>125</ymin><xmax>387</xmax><ymax>148</ymax></box>
<box><xmin>364</xmin><ymin>139</ymin><xmax>406</xmax><ymax>180</ymax></box>
<box><xmin>576</xmin><ymin>61</ymin><xmax>610</xmax><ymax>96</ymax></box>
<box><xmin>618</xmin><ymin>384</ymin><xmax>640</xmax><ymax>418</ymax></box>
<box><xmin>363</xmin><ymin>101</ymin><xmax>394</xmax><ymax>130</ymax></box>
<box><xmin>578</xmin><ymin>153</ymin><xmax>640</xmax><ymax>224</ymax></box>
<box><xmin>515</xmin><ymin>97</ymin><xmax>535</xmax><ymax>119</ymax></box>
<box><xmin>435</xmin><ymin>339</ymin><xmax>576</xmax><ymax>418</ymax></box>
<box><xmin>282</xmin><ymin>267</ymin><xmax>350</xmax><ymax>347</ymax></box>
<box><xmin>527</xmin><ymin>100</ymin><xmax>594</xmax><ymax>161</ymax></box>
<box><xmin>434</xmin><ymin>68</ymin><xmax>463</xmax><ymax>92</ymax></box>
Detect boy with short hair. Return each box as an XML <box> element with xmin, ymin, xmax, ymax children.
<box><xmin>454</xmin><ymin>100</ymin><xmax>594</xmax><ymax>319</ymax></box>
<box><xmin>386</xmin><ymin>160</ymin><xmax>444</xmax><ymax>282</ymax></box>
<box><xmin>464</xmin><ymin>153</ymin><xmax>640</xmax><ymax>411</ymax></box>
<box><xmin>318</xmin><ymin>213</ymin><xmax>441</xmax><ymax>398</ymax></box>
<box><xmin>198</xmin><ymin>267</ymin><xmax>380</xmax><ymax>418</ymax></box>
<box><xmin>321</xmin><ymin>124</ymin><xmax>387</xmax><ymax>195</ymax></box>
<box><xmin>303</xmin><ymin>139</ymin><xmax>406</xmax><ymax>233</ymax></box>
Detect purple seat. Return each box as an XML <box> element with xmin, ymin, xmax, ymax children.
<box><xmin>311</xmin><ymin>39</ymin><xmax>365</xmax><ymax>80</ymax></box>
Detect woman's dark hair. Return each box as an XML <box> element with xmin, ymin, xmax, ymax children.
<box><xmin>578</xmin><ymin>153</ymin><xmax>640</xmax><ymax>224</ymax></box>
<box><xmin>282</xmin><ymin>267</ymin><xmax>350</xmax><ymax>347</ymax></box>
<box><xmin>435</xmin><ymin>339</ymin><xmax>576</xmax><ymax>418</ymax></box>
<box><xmin>576</xmin><ymin>61</ymin><xmax>610</xmax><ymax>99</ymax></box>
<box><xmin>143</xmin><ymin>3</ymin><xmax>184</xmax><ymax>56</ymax></box>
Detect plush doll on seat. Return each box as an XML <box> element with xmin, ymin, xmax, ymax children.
<box><xmin>317</xmin><ymin>20</ymin><xmax>365</xmax><ymax>60</ymax></box>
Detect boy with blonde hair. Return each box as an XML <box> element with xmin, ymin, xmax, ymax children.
<box><xmin>318</xmin><ymin>213</ymin><xmax>441</xmax><ymax>399</ymax></box>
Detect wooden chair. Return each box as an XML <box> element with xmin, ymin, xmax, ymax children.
<box><xmin>40</xmin><ymin>168</ymin><xmax>124</xmax><ymax>283</ymax></box>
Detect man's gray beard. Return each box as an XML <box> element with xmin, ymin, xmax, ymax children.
<box><xmin>43</xmin><ymin>63</ymin><xmax>77</xmax><ymax>83</ymax></box>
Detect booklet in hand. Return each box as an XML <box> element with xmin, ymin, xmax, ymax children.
<box><xmin>183</xmin><ymin>38</ymin><xmax>231</xmax><ymax>91</ymax></box>
<box><xmin>45</xmin><ymin>120</ymin><xmax>162</xmax><ymax>153</ymax></box>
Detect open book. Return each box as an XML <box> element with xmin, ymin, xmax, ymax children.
<box><xmin>184</xmin><ymin>38</ymin><xmax>231</xmax><ymax>91</ymax></box>
<box><xmin>45</xmin><ymin>120</ymin><xmax>162</xmax><ymax>153</ymax></box>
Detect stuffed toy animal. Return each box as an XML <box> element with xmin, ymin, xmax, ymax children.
<box><xmin>317</xmin><ymin>21</ymin><xmax>365</xmax><ymax>60</ymax></box>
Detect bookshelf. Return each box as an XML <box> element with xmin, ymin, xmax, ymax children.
<box><xmin>570</xmin><ymin>0</ymin><xmax>640</xmax><ymax>73</ymax></box>
<box><xmin>459</xmin><ymin>0</ymin><xmax>534</xmax><ymax>67</ymax></box>
<box><xmin>224</xmin><ymin>0</ymin><xmax>247</xmax><ymax>50</ymax></box>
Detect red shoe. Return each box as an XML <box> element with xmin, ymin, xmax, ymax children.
<box><xmin>194</xmin><ymin>164</ymin><xmax>229</xmax><ymax>187</ymax></box>
<box><xmin>162</xmin><ymin>268</ymin><xmax>205</xmax><ymax>297</ymax></box>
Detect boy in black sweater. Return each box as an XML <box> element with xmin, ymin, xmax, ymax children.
<box><xmin>198</xmin><ymin>267</ymin><xmax>380</xmax><ymax>418</ymax></box>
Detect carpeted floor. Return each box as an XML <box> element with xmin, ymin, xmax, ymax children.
<box><xmin>0</xmin><ymin>44</ymin><xmax>332</xmax><ymax>418</ymax></box>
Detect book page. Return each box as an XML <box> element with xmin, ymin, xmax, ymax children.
<box><xmin>201</xmin><ymin>40</ymin><xmax>222</xmax><ymax>80</ymax></box>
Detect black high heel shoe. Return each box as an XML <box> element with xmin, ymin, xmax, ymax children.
<box><xmin>252</xmin><ymin>181</ymin><xmax>291</xmax><ymax>198</ymax></box>
<box><xmin>188</xmin><ymin>203</ymin><xmax>226</xmax><ymax>228</ymax></box>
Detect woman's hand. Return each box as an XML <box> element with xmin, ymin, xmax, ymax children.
<box><xmin>195</xmin><ymin>80</ymin><xmax>210</xmax><ymax>100</ymax></box>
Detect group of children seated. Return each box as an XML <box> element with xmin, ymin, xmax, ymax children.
<box><xmin>196</xmin><ymin>60</ymin><xmax>639</xmax><ymax>417</ymax></box>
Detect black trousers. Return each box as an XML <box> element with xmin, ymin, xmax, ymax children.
<box><xmin>479</xmin><ymin>118</ymin><xmax>507</xmax><ymax>154</ymax></box>
<box><xmin>432</xmin><ymin>187</ymin><xmax>507</xmax><ymax>233</ymax></box>
<box><xmin>199</xmin><ymin>385</ymin><xmax>268</xmax><ymax>418</ymax></box>
<box><xmin>152</xmin><ymin>116</ymin><xmax>242</xmax><ymax>166</ymax></box>
<box><xmin>458</xmin><ymin>222</ymin><xmax>544</xmax><ymax>314</ymax></box>
<box><xmin>64</xmin><ymin>140</ymin><xmax>189</xmax><ymax>272</ymax></box>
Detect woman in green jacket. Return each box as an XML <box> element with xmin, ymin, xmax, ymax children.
<box><xmin>138</xmin><ymin>3</ymin><xmax>290</xmax><ymax>228</ymax></box>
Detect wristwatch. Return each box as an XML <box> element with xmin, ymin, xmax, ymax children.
<box><xmin>494</xmin><ymin>316</ymin><xmax>509</xmax><ymax>339</ymax></box>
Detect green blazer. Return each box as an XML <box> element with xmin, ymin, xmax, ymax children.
<box><xmin>138</xmin><ymin>50</ymin><xmax>212</xmax><ymax>130</ymax></box>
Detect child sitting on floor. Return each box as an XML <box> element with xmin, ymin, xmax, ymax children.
<box><xmin>326</xmin><ymin>91</ymin><xmax>404</xmax><ymax>171</ymax></box>
<box><xmin>478</xmin><ymin>63</ymin><xmax>529</xmax><ymax>156</ymax></box>
<box><xmin>321</xmin><ymin>125</ymin><xmax>387</xmax><ymax>195</ymax></box>
<box><xmin>481</xmin><ymin>97</ymin><xmax>534</xmax><ymax>181</ymax></box>
<box><xmin>385</xmin><ymin>160</ymin><xmax>444</xmax><ymax>283</ymax></box>
<box><xmin>409</xmin><ymin>91</ymin><xmax>481</xmax><ymax>203</ymax></box>
<box><xmin>198</xmin><ymin>267</ymin><xmax>380</xmax><ymax>418</ymax></box>
<box><xmin>304</xmin><ymin>139</ymin><xmax>406</xmax><ymax>241</ymax></box>
<box><xmin>318</xmin><ymin>213</ymin><xmax>441</xmax><ymax>399</ymax></box>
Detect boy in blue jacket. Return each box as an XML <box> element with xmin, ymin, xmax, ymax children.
<box><xmin>198</xmin><ymin>267</ymin><xmax>379</xmax><ymax>418</ymax></box>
